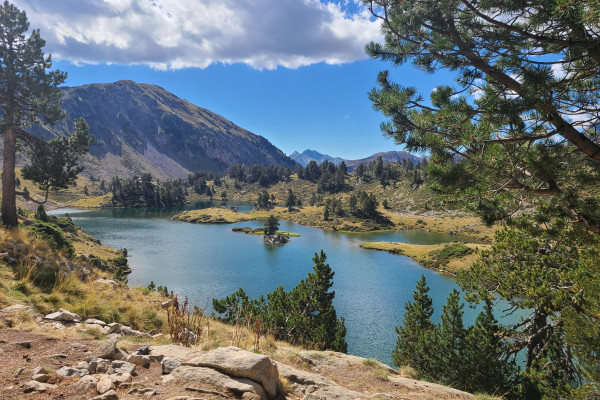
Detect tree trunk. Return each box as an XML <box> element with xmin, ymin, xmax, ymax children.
<box><xmin>2</xmin><ymin>127</ymin><xmax>17</xmax><ymax>227</ymax></box>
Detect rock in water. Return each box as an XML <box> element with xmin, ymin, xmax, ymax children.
<box><xmin>263</xmin><ymin>234</ymin><xmax>290</xmax><ymax>245</ymax></box>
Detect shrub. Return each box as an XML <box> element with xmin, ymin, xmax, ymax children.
<box><xmin>29</xmin><ymin>222</ymin><xmax>74</xmax><ymax>258</ymax></box>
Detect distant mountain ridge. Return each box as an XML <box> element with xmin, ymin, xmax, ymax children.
<box><xmin>289</xmin><ymin>150</ymin><xmax>345</xmax><ymax>166</ymax></box>
<box><xmin>29</xmin><ymin>80</ymin><xmax>296</xmax><ymax>180</ymax></box>
<box><xmin>290</xmin><ymin>149</ymin><xmax>422</xmax><ymax>170</ymax></box>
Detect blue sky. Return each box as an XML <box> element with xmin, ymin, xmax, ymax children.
<box><xmin>14</xmin><ymin>0</ymin><xmax>450</xmax><ymax>160</ymax></box>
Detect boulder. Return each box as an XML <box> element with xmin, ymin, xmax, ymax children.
<box><xmin>263</xmin><ymin>234</ymin><xmax>290</xmax><ymax>245</ymax></box>
<box><xmin>113</xmin><ymin>347</ymin><xmax>129</xmax><ymax>361</ymax></box>
<box><xmin>74</xmin><ymin>375</ymin><xmax>98</xmax><ymax>392</ymax></box>
<box><xmin>56</xmin><ymin>366</ymin><xmax>89</xmax><ymax>377</ymax></box>
<box><xmin>276</xmin><ymin>362</ymin><xmax>365</xmax><ymax>399</ymax></box>
<box><xmin>134</xmin><ymin>345</ymin><xmax>151</xmax><ymax>355</ymax></box>
<box><xmin>76</xmin><ymin>361</ymin><xmax>90</xmax><ymax>370</ymax></box>
<box><xmin>31</xmin><ymin>366</ymin><xmax>48</xmax><ymax>376</ymax></box>
<box><xmin>72</xmin><ymin>343</ymin><xmax>89</xmax><ymax>352</ymax></box>
<box><xmin>23</xmin><ymin>380</ymin><xmax>57</xmax><ymax>393</ymax></box>
<box><xmin>111</xmin><ymin>360</ymin><xmax>136</xmax><ymax>375</ymax></box>
<box><xmin>110</xmin><ymin>372</ymin><xmax>132</xmax><ymax>385</ymax></box>
<box><xmin>84</xmin><ymin>318</ymin><xmax>108</xmax><ymax>327</ymax></box>
<box><xmin>1</xmin><ymin>304</ymin><xmax>33</xmax><ymax>314</ymax></box>
<box><xmin>32</xmin><ymin>373</ymin><xmax>50</xmax><ymax>383</ymax></box>
<box><xmin>92</xmin><ymin>389</ymin><xmax>118</xmax><ymax>400</ymax></box>
<box><xmin>44</xmin><ymin>308</ymin><xmax>81</xmax><ymax>322</ymax></box>
<box><xmin>89</xmin><ymin>358</ymin><xmax>110</xmax><ymax>374</ymax></box>
<box><xmin>96</xmin><ymin>375</ymin><xmax>115</xmax><ymax>394</ymax></box>
<box><xmin>107</xmin><ymin>323</ymin><xmax>122</xmax><ymax>334</ymax></box>
<box><xmin>94</xmin><ymin>335</ymin><xmax>119</xmax><ymax>359</ymax></box>
<box><xmin>149</xmin><ymin>344</ymin><xmax>203</xmax><ymax>361</ymax></box>
<box><xmin>184</xmin><ymin>346</ymin><xmax>280</xmax><ymax>399</ymax></box>
<box><xmin>127</xmin><ymin>354</ymin><xmax>150</xmax><ymax>368</ymax></box>
<box><xmin>121</xmin><ymin>326</ymin><xmax>151</xmax><ymax>338</ymax></box>
<box><xmin>161</xmin><ymin>357</ymin><xmax>182</xmax><ymax>374</ymax></box>
<box><xmin>164</xmin><ymin>366</ymin><xmax>267</xmax><ymax>400</ymax></box>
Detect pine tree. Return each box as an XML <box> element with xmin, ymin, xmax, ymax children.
<box><xmin>264</xmin><ymin>214</ymin><xmax>279</xmax><ymax>236</ymax></box>
<box><xmin>392</xmin><ymin>275</ymin><xmax>435</xmax><ymax>372</ymax></box>
<box><xmin>462</xmin><ymin>301</ymin><xmax>512</xmax><ymax>394</ymax></box>
<box><xmin>285</xmin><ymin>188</ymin><xmax>297</xmax><ymax>211</ymax></box>
<box><xmin>0</xmin><ymin>2</ymin><xmax>91</xmax><ymax>226</ymax></box>
<box><xmin>435</xmin><ymin>289</ymin><xmax>466</xmax><ymax>387</ymax></box>
<box><xmin>323</xmin><ymin>205</ymin><xmax>330</xmax><ymax>221</ymax></box>
<box><xmin>291</xmin><ymin>250</ymin><xmax>347</xmax><ymax>351</ymax></box>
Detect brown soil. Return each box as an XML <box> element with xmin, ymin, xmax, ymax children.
<box><xmin>0</xmin><ymin>329</ymin><xmax>225</xmax><ymax>400</ymax></box>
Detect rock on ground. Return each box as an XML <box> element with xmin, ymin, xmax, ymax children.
<box><xmin>161</xmin><ymin>357</ymin><xmax>182</xmax><ymax>375</ymax></box>
<box><xmin>96</xmin><ymin>374</ymin><xmax>115</xmax><ymax>394</ymax></box>
<box><xmin>44</xmin><ymin>308</ymin><xmax>81</xmax><ymax>322</ymax></box>
<box><xmin>276</xmin><ymin>362</ymin><xmax>365</xmax><ymax>399</ymax></box>
<box><xmin>164</xmin><ymin>366</ymin><xmax>268</xmax><ymax>400</ymax></box>
<box><xmin>23</xmin><ymin>380</ymin><xmax>57</xmax><ymax>393</ymax></box>
<box><xmin>94</xmin><ymin>335</ymin><xmax>119</xmax><ymax>360</ymax></box>
<box><xmin>149</xmin><ymin>344</ymin><xmax>203</xmax><ymax>361</ymax></box>
<box><xmin>184</xmin><ymin>346</ymin><xmax>281</xmax><ymax>399</ymax></box>
<box><xmin>92</xmin><ymin>389</ymin><xmax>118</xmax><ymax>400</ymax></box>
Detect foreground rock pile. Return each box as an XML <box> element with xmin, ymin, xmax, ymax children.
<box><xmin>0</xmin><ymin>305</ymin><xmax>475</xmax><ymax>400</ymax></box>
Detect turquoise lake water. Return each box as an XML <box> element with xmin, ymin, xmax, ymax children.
<box><xmin>51</xmin><ymin>203</ymin><xmax>514</xmax><ymax>366</ymax></box>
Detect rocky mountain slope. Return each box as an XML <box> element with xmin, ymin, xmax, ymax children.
<box><xmin>290</xmin><ymin>150</ymin><xmax>422</xmax><ymax>170</ymax></box>
<box><xmin>29</xmin><ymin>80</ymin><xmax>296</xmax><ymax>180</ymax></box>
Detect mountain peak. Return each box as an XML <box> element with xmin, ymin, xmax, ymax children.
<box><xmin>30</xmin><ymin>81</ymin><xmax>296</xmax><ymax>180</ymax></box>
<box><xmin>289</xmin><ymin>149</ymin><xmax>422</xmax><ymax>170</ymax></box>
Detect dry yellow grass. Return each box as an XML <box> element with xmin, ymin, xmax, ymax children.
<box><xmin>382</xmin><ymin>212</ymin><xmax>497</xmax><ymax>242</ymax></box>
<box><xmin>69</xmin><ymin>193</ymin><xmax>112</xmax><ymax>208</ymax></box>
<box><xmin>9</xmin><ymin>169</ymin><xmax>107</xmax><ymax>211</ymax></box>
<box><xmin>174</xmin><ymin>207</ymin><xmax>256</xmax><ymax>224</ymax></box>
<box><xmin>360</xmin><ymin>242</ymin><xmax>488</xmax><ymax>274</ymax></box>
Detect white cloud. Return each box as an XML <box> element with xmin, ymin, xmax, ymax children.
<box><xmin>13</xmin><ymin>0</ymin><xmax>381</xmax><ymax>70</ymax></box>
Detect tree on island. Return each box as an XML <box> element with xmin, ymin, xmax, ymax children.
<box><xmin>0</xmin><ymin>1</ymin><xmax>92</xmax><ymax>226</ymax></box>
<box><xmin>264</xmin><ymin>214</ymin><xmax>279</xmax><ymax>236</ymax></box>
<box><xmin>367</xmin><ymin>0</ymin><xmax>600</xmax><ymax>396</ymax></box>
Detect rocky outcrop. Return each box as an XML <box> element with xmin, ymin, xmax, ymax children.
<box><xmin>183</xmin><ymin>346</ymin><xmax>282</xmax><ymax>399</ymax></box>
<box><xmin>44</xmin><ymin>309</ymin><xmax>81</xmax><ymax>323</ymax></box>
<box><xmin>164</xmin><ymin>366</ymin><xmax>268</xmax><ymax>400</ymax></box>
<box><xmin>276</xmin><ymin>362</ymin><xmax>365</xmax><ymax>399</ymax></box>
<box><xmin>263</xmin><ymin>234</ymin><xmax>290</xmax><ymax>245</ymax></box>
<box><xmin>1</xmin><ymin>308</ymin><xmax>476</xmax><ymax>400</ymax></box>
